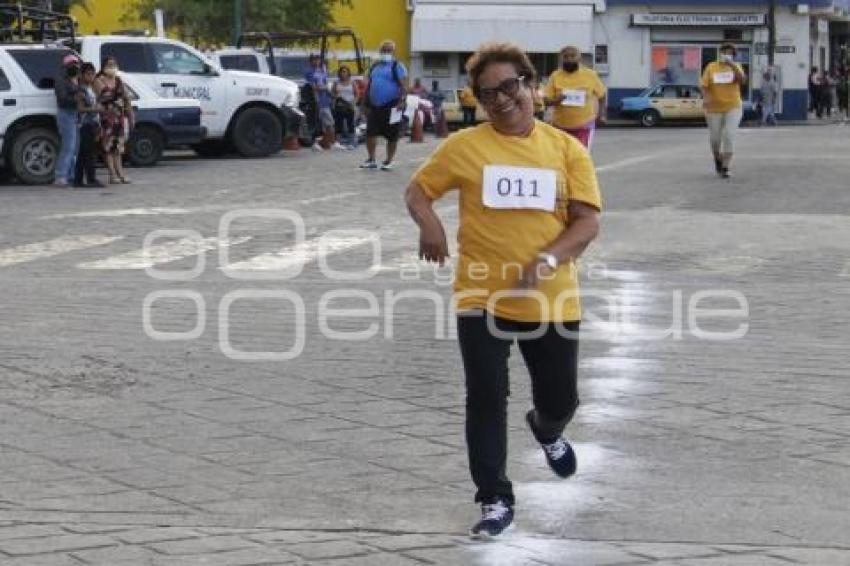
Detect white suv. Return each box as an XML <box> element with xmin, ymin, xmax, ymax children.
<box><xmin>73</xmin><ymin>35</ymin><xmax>301</xmax><ymax>158</ymax></box>
<box><xmin>0</xmin><ymin>45</ymin><xmax>72</xmax><ymax>184</ymax></box>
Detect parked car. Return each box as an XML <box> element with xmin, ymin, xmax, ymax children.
<box><xmin>620</xmin><ymin>84</ymin><xmax>758</xmax><ymax>127</ymax></box>
<box><xmin>70</xmin><ymin>35</ymin><xmax>302</xmax><ymax>158</ymax></box>
<box><xmin>120</xmin><ymin>73</ymin><xmax>205</xmax><ymax>166</ymax></box>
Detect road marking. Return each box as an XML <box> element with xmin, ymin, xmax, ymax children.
<box><xmin>43</xmin><ymin>192</ymin><xmax>362</xmax><ymax>220</ymax></box>
<box><xmin>0</xmin><ymin>235</ymin><xmax>123</xmax><ymax>268</ymax></box>
<box><xmin>78</xmin><ymin>237</ymin><xmax>250</xmax><ymax>270</ymax></box>
<box><xmin>595</xmin><ymin>152</ymin><xmax>668</xmax><ymax>173</ymax></box>
<box><xmin>224</xmin><ymin>235</ymin><xmax>372</xmax><ymax>272</ymax></box>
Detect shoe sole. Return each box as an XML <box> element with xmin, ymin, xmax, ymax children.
<box><xmin>469</xmin><ymin>522</ymin><xmax>514</xmax><ymax>541</ymax></box>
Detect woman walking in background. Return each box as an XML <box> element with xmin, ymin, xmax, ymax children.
<box><xmin>94</xmin><ymin>56</ymin><xmax>134</xmax><ymax>184</ymax></box>
<box><xmin>700</xmin><ymin>43</ymin><xmax>746</xmax><ymax>179</ymax></box>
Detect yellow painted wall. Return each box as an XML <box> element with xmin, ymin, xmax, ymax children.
<box><xmin>73</xmin><ymin>0</ymin><xmax>411</xmax><ymax>62</ymax></box>
<box><xmin>72</xmin><ymin>1</ymin><xmax>141</xmax><ymax>35</ymax></box>
<box><xmin>332</xmin><ymin>0</ymin><xmax>411</xmax><ymax>64</ymax></box>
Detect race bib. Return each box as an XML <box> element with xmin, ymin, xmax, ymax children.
<box><xmin>713</xmin><ymin>71</ymin><xmax>734</xmax><ymax>84</ymax></box>
<box><xmin>482</xmin><ymin>166</ymin><xmax>557</xmax><ymax>211</ymax></box>
<box><xmin>562</xmin><ymin>89</ymin><xmax>587</xmax><ymax>107</ymax></box>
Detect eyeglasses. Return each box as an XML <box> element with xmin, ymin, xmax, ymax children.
<box><xmin>477</xmin><ymin>76</ymin><xmax>525</xmax><ymax>104</ymax></box>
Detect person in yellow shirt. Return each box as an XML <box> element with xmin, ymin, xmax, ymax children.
<box><xmin>459</xmin><ymin>84</ymin><xmax>479</xmax><ymax>127</ymax></box>
<box><xmin>700</xmin><ymin>43</ymin><xmax>747</xmax><ymax>178</ymax></box>
<box><xmin>405</xmin><ymin>42</ymin><xmax>601</xmax><ymax>539</ymax></box>
<box><xmin>543</xmin><ymin>45</ymin><xmax>607</xmax><ymax>148</ymax></box>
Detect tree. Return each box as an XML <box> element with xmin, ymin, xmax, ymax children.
<box><xmin>126</xmin><ymin>0</ymin><xmax>351</xmax><ymax>45</ymax></box>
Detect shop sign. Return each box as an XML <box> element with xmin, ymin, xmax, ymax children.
<box><xmin>631</xmin><ymin>13</ymin><xmax>766</xmax><ymax>27</ymax></box>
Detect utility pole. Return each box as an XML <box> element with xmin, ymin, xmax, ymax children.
<box><xmin>233</xmin><ymin>0</ymin><xmax>242</xmax><ymax>46</ymax></box>
<box><xmin>767</xmin><ymin>0</ymin><xmax>777</xmax><ymax>66</ymax></box>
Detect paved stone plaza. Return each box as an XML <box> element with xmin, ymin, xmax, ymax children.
<box><xmin>0</xmin><ymin>124</ymin><xmax>848</xmax><ymax>565</ymax></box>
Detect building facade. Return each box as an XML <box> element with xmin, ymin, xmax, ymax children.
<box><xmin>408</xmin><ymin>0</ymin><xmax>850</xmax><ymax>120</ymax></box>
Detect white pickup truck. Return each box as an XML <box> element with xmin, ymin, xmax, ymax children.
<box><xmin>72</xmin><ymin>35</ymin><xmax>302</xmax><ymax>158</ymax></box>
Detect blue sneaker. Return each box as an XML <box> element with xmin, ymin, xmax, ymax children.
<box><xmin>470</xmin><ymin>498</ymin><xmax>514</xmax><ymax>540</ymax></box>
<box><xmin>526</xmin><ymin>410</ymin><xmax>577</xmax><ymax>478</ymax></box>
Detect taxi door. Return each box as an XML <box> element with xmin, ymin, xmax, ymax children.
<box><xmin>677</xmin><ymin>86</ymin><xmax>704</xmax><ymax>119</ymax></box>
<box><xmin>649</xmin><ymin>85</ymin><xmax>681</xmax><ymax>119</ymax></box>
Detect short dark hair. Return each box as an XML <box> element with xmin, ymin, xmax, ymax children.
<box><xmin>465</xmin><ymin>42</ymin><xmax>537</xmax><ymax>99</ymax></box>
<box><xmin>81</xmin><ymin>62</ymin><xmax>96</xmax><ymax>74</ymax></box>
<box><xmin>719</xmin><ymin>43</ymin><xmax>737</xmax><ymax>55</ymax></box>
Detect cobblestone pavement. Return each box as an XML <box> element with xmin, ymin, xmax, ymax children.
<box><xmin>0</xmin><ymin>123</ymin><xmax>848</xmax><ymax>565</ymax></box>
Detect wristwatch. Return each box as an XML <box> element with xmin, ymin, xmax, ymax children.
<box><xmin>537</xmin><ymin>252</ymin><xmax>559</xmax><ymax>271</ymax></box>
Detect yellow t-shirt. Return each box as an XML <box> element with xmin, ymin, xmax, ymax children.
<box><xmin>459</xmin><ymin>86</ymin><xmax>478</xmax><ymax>108</ymax></box>
<box><xmin>701</xmin><ymin>61</ymin><xmax>744</xmax><ymax>113</ymax></box>
<box><xmin>413</xmin><ymin>121</ymin><xmax>602</xmax><ymax>322</ymax></box>
<box><xmin>544</xmin><ymin>67</ymin><xmax>607</xmax><ymax>129</ymax></box>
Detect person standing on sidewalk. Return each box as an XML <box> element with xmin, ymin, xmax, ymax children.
<box><xmin>700</xmin><ymin>43</ymin><xmax>746</xmax><ymax>179</ymax></box>
<box><xmin>405</xmin><ymin>42</ymin><xmax>601</xmax><ymax>539</ymax></box>
<box><xmin>543</xmin><ymin>45</ymin><xmax>607</xmax><ymax>149</ymax></box>
<box><xmin>73</xmin><ymin>62</ymin><xmax>104</xmax><ymax>188</ymax></box>
<box><xmin>760</xmin><ymin>69</ymin><xmax>780</xmax><ymax>127</ymax></box>
<box><xmin>305</xmin><ymin>54</ymin><xmax>336</xmax><ymax>151</ymax></box>
<box><xmin>459</xmin><ymin>84</ymin><xmax>478</xmax><ymax>128</ymax></box>
<box><xmin>331</xmin><ymin>65</ymin><xmax>359</xmax><ymax>149</ymax></box>
<box><xmin>53</xmin><ymin>54</ymin><xmax>82</xmax><ymax>187</ymax></box>
<box><xmin>360</xmin><ymin>40</ymin><xmax>408</xmax><ymax>171</ymax></box>
<box><xmin>837</xmin><ymin>69</ymin><xmax>849</xmax><ymax>123</ymax></box>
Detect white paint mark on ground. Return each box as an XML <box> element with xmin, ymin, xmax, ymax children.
<box><xmin>43</xmin><ymin>207</ymin><xmax>190</xmax><ymax>219</ymax></box>
<box><xmin>42</xmin><ymin>192</ymin><xmax>362</xmax><ymax>220</ymax></box>
<box><xmin>595</xmin><ymin>153</ymin><xmax>669</xmax><ymax>174</ymax></box>
<box><xmin>0</xmin><ymin>235</ymin><xmax>123</xmax><ymax>268</ymax></box>
<box><xmin>78</xmin><ymin>237</ymin><xmax>250</xmax><ymax>270</ymax></box>
<box><xmin>223</xmin><ymin>235</ymin><xmax>372</xmax><ymax>273</ymax></box>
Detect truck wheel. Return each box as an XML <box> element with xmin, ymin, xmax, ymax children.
<box><xmin>10</xmin><ymin>128</ymin><xmax>59</xmax><ymax>185</ymax></box>
<box><xmin>192</xmin><ymin>140</ymin><xmax>230</xmax><ymax>158</ymax></box>
<box><xmin>128</xmin><ymin>125</ymin><xmax>164</xmax><ymax>167</ymax></box>
<box><xmin>231</xmin><ymin>107</ymin><xmax>283</xmax><ymax>158</ymax></box>
<box><xmin>640</xmin><ymin>109</ymin><xmax>661</xmax><ymax>128</ymax></box>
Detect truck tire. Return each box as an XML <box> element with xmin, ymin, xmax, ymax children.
<box><xmin>9</xmin><ymin>127</ymin><xmax>59</xmax><ymax>185</ymax></box>
<box><xmin>191</xmin><ymin>140</ymin><xmax>230</xmax><ymax>158</ymax></box>
<box><xmin>231</xmin><ymin>107</ymin><xmax>283</xmax><ymax>158</ymax></box>
<box><xmin>128</xmin><ymin>125</ymin><xmax>164</xmax><ymax>167</ymax></box>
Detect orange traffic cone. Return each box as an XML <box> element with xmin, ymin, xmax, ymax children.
<box><xmin>283</xmin><ymin>135</ymin><xmax>300</xmax><ymax>151</ymax></box>
<box><xmin>435</xmin><ymin>110</ymin><xmax>449</xmax><ymax>138</ymax></box>
<box><xmin>409</xmin><ymin>110</ymin><xmax>424</xmax><ymax>143</ymax></box>
<box><xmin>320</xmin><ymin>125</ymin><xmax>336</xmax><ymax>150</ymax></box>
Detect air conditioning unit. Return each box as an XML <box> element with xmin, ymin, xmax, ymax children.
<box><xmin>796</xmin><ymin>4</ymin><xmax>810</xmax><ymax>15</ymax></box>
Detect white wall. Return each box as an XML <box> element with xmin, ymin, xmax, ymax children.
<box><xmin>597</xmin><ymin>4</ymin><xmax>811</xmax><ymax>92</ymax></box>
<box><xmin>595</xmin><ymin>7</ymin><xmax>648</xmax><ymax>88</ymax></box>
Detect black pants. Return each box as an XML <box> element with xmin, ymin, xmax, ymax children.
<box><xmin>462</xmin><ymin>107</ymin><xmax>476</xmax><ymax>127</ymax></box>
<box><xmin>457</xmin><ymin>312</ymin><xmax>581</xmax><ymax>505</ymax></box>
<box><xmin>334</xmin><ymin>107</ymin><xmax>355</xmax><ymax>137</ymax></box>
<box><xmin>74</xmin><ymin>122</ymin><xmax>98</xmax><ymax>185</ymax></box>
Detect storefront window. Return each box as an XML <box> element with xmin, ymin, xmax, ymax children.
<box><xmin>652</xmin><ymin>43</ymin><xmax>752</xmax><ymax>98</ymax></box>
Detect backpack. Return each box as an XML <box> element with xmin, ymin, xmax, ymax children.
<box><xmin>365</xmin><ymin>60</ymin><xmax>403</xmax><ymax>107</ymax></box>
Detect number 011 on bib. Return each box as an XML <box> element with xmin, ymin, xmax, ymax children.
<box><xmin>482</xmin><ymin>165</ymin><xmax>557</xmax><ymax>212</ymax></box>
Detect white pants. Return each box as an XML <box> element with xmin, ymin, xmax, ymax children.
<box><xmin>706</xmin><ymin>107</ymin><xmax>743</xmax><ymax>154</ymax></box>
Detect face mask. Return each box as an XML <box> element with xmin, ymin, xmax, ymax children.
<box><xmin>562</xmin><ymin>62</ymin><xmax>579</xmax><ymax>73</ymax></box>
<box><xmin>103</xmin><ymin>66</ymin><xmax>118</xmax><ymax>77</ymax></box>
<box><xmin>380</xmin><ymin>53</ymin><xmax>393</xmax><ymax>63</ymax></box>
<box><xmin>721</xmin><ymin>54</ymin><xmax>734</xmax><ymax>63</ymax></box>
